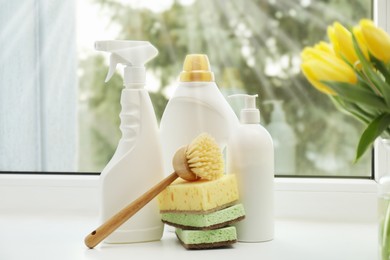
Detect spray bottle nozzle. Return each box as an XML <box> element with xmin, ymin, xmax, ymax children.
<box><xmin>228</xmin><ymin>94</ymin><xmax>260</xmax><ymax>124</ymax></box>
<box><xmin>95</xmin><ymin>40</ymin><xmax>158</xmax><ymax>87</ymax></box>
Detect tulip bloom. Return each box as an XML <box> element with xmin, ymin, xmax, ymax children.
<box><xmin>301</xmin><ymin>48</ymin><xmax>357</xmax><ymax>95</ymax></box>
<box><xmin>359</xmin><ymin>19</ymin><xmax>390</xmax><ymax>63</ymax></box>
<box><xmin>352</xmin><ymin>25</ymin><xmax>369</xmax><ymax>60</ymax></box>
<box><xmin>327</xmin><ymin>22</ymin><xmax>362</xmax><ymax>66</ymax></box>
<box><xmin>301</xmin><ymin>42</ymin><xmax>334</xmax><ymax>62</ymax></box>
<box><xmin>314</xmin><ymin>41</ymin><xmax>334</xmax><ymax>54</ymax></box>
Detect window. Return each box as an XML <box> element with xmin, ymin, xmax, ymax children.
<box><xmin>0</xmin><ymin>1</ymin><xmax>77</xmax><ymax>172</ymax></box>
<box><xmin>0</xmin><ymin>0</ymin><xmax>374</xmax><ymax>177</ymax></box>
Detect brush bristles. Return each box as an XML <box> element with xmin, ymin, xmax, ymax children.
<box><xmin>185</xmin><ymin>133</ymin><xmax>224</xmax><ymax>180</ymax></box>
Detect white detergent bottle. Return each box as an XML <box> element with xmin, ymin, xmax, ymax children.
<box><xmin>95</xmin><ymin>40</ymin><xmax>164</xmax><ymax>243</ymax></box>
<box><xmin>265</xmin><ymin>100</ymin><xmax>297</xmax><ymax>175</ymax></box>
<box><xmin>159</xmin><ymin>54</ymin><xmax>239</xmax><ymax>176</ymax></box>
<box><xmin>227</xmin><ymin>94</ymin><xmax>274</xmax><ymax>242</ymax></box>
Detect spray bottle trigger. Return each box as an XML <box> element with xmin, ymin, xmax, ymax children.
<box><xmin>105</xmin><ymin>55</ymin><xmax>117</xmax><ymax>83</ymax></box>
<box><xmin>95</xmin><ymin>40</ymin><xmax>158</xmax><ymax>87</ymax></box>
<box><xmin>105</xmin><ymin>53</ymin><xmax>129</xmax><ymax>83</ymax></box>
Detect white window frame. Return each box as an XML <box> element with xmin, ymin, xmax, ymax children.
<box><xmin>0</xmin><ymin>1</ymin><xmax>384</xmax><ymax>223</ymax></box>
<box><xmin>374</xmin><ymin>0</ymin><xmax>390</xmax><ymax>182</ymax></box>
<box><xmin>375</xmin><ymin>0</ymin><xmax>389</xmax><ymax>32</ymax></box>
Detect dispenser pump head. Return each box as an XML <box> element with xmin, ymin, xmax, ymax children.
<box><xmin>179</xmin><ymin>54</ymin><xmax>215</xmax><ymax>82</ymax></box>
<box><xmin>95</xmin><ymin>40</ymin><xmax>158</xmax><ymax>88</ymax></box>
<box><xmin>229</xmin><ymin>94</ymin><xmax>260</xmax><ymax>124</ymax></box>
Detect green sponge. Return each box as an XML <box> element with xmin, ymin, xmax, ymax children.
<box><xmin>175</xmin><ymin>226</ymin><xmax>237</xmax><ymax>249</ymax></box>
<box><xmin>161</xmin><ymin>204</ymin><xmax>245</xmax><ymax>230</ymax></box>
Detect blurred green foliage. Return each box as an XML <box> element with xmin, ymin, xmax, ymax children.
<box><xmin>78</xmin><ymin>0</ymin><xmax>372</xmax><ymax>175</ymax></box>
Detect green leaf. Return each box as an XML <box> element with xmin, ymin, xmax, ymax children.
<box><xmin>352</xmin><ymin>35</ymin><xmax>390</xmax><ymax>106</ymax></box>
<box><xmin>355</xmin><ymin>113</ymin><xmax>390</xmax><ymax>161</ymax></box>
<box><xmin>323</xmin><ymin>81</ymin><xmax>390</xmax><ymax>112</ymax></box>
<box><xmin>371</xmin><ymin>54</ymin><xmax>390</xmax><ymax>83</ymax></box>
<box><xmin>356</xmin><ymin>75</ymin><xmax>380</xmax><ymax>94</ymax></box>
<box><xmin>329</xmin><ymin>96</ymin><xmax>371</xmax><ymax>124</ymax></box>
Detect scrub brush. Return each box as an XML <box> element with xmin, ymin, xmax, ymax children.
<box><xmin>85</xmin><ymin>133</ymin><xmax>224</xmax><ymax>249</ymax></box>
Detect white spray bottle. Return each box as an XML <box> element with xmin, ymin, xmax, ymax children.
<box><xmin>227</xmin><ymin>94</ymin><xmax>274</xmax><ymax>242</ymax></box>
<box><xmin>95</xmin><ymin>40</ymin><xmax>164</xmax><ymax>243</ymax></box>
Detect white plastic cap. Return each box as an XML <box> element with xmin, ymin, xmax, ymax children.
<box><xmin>95</xmin><ymin>40</ymin><xmax>158</xmax><ymax>88</ymax></box>
<box><xmin>229</xmin><ymin>94</ymin><xmax>260</xmax><ymax>124</ymax></box>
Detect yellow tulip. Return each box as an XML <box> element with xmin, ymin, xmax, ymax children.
<box><xmin>359</xmin><ymin>19</ymin><xmax>390</xmax><ymax>63</ymax></box>
<box><xmin>300</xmin><ymin>48</ymin><xmax>357</xmax><ymax>95</ymax></box>
<box><xmin>327</xmin><ymin>22</ymin><xmax>360</xmax><ymax>66</ymax></box>
<box><xmin>352</xmin><ymin>25</ymin><xmax>369</xmax><ymax>61</ymax></box>
<box><xmin>301</xmin><ymin>42</ymin><xmax>334</xmax><ymax>62</ymax></box>
<box><xmin>301</xmin><ymin>47</ymin><xmax>320</xmax><ymax>62</ymax></box>
<box><xmin>314</xmin><ymin>41</ymin><xmax>334</xmax><ymax>54</ymax></box>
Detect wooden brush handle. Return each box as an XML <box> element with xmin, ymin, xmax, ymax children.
<box><xmin>84</xmin><ymin>172</ymin><xmax>178</xmax><ymax>249</ymax></box>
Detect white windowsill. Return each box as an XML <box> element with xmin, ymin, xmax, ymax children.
<box><xmin>0</xmin><ymin>173</ymin><xmax>377</xmax><ymax>260</ymax></box>
<box><xmin>0</xmin><ymin>173</ymin><xmax>377</xmax><ymax>223</ymax></box>
<box><xmin>0</xmin><ymin>213</ymin><xmax>376</xmax><ymax>260</ymax></box>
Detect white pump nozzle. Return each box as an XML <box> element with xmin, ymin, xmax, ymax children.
<box><xmin>95</xmin><ymin>40</ymin><xmax>158</xmax><ymax>87</ymax></box>
<box><xmin>228</xmin><ymin>94</ymin><xmax>260</xmax><ymax>124</ymax></box>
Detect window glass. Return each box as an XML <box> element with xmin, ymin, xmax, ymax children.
<box><xmin>0</xmin><ymin>1</ymin><xmax>77</xmax><ymax>172</ymax></box>
<box><xmin>1</xmin><ymin>0</ymin><xmax>373</xmax><ymax>176</ymax></box>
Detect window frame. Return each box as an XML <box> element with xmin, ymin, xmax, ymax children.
<box><xmin>373</xmin><ymin>0</ymin><xmax>389</xmax><ymax>182</ymax></box>
<box><xmin>0</xmin><ymin>0</ymin><xmax>382</xmax><ymax>222</ymax></box>
<box><xmin>1</xmin><ymin>0</ymin><xmax>376</xmax><ymax>178</ymax></box>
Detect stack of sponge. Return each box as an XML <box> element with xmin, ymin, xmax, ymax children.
<box><xmin>158</xmin><ymin>174</ymin><xmax>245</xmax><ymax>249</ymax></box>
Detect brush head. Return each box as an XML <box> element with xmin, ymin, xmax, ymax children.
<box><xmin>186</xmin><ymin>133</ymin><xmax>224</xmax><ymax>180</ymax></box>
<box><xmin>172</xmin><ymin>133</ymin><xmax>224</xmax><ymax>181</ymax></box>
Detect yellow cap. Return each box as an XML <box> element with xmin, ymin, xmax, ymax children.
<box><xmin>179</xmin><ymin>54</ymin><xmax>215</xmax><ymax>82</ymax></box>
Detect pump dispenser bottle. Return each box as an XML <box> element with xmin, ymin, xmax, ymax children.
<box><xmin>95</xmin><ymin>40</ymin><xmax>164</xmax><ymax>243</ymax></box>
<box><xmin>227</xmin><ymin>94</ymin><xmax>274</xmax><ymax>242</ymax></box>
<box><xmin>265</xmin><ymin>100</ymin><xmax>297</xmax><ymax>175</ymax></box>
<box><xmin>159</xmin><ymin>54</ymin><xmax>239</xmax><ymax>176</ymax></box>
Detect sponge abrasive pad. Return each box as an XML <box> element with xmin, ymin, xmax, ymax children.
<box><xmin>161</xmin><ymin>204</ymin><xmax>245</xmax><ymax>230</ymax></box>
<box><xmin>158</xmin><ymin>174</ymin><xmax>239</xmax><ymax>212</ymax></box>
<box><xmin>175</xmin><ymin>226</ymin><xmax>237</xmax><ymax>249</ymax></box>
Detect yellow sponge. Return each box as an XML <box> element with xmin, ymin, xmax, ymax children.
<box><xmin>157</xmin><ymin>174</ymin><xmax>239</xmax><ymax>213</ymax></box>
